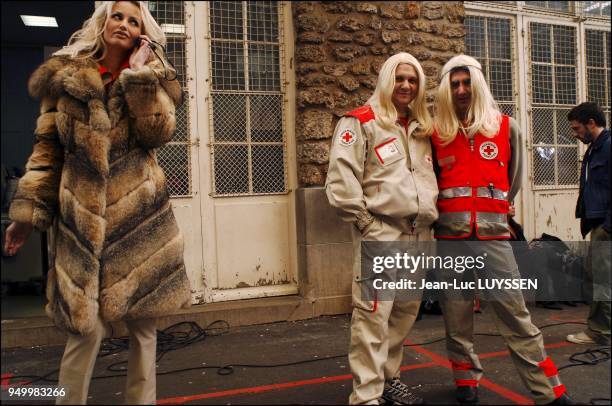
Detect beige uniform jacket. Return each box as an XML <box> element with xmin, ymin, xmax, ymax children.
<box><xmin>326</xmin><ymin>105</ymin><xmax>439</xmax><ymax>234</ymax></box>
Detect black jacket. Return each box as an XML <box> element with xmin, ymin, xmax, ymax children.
<box><xmin>576</xmin><ymin>129</ymin><xmax>611</xmax><ymax>238</ymax></box>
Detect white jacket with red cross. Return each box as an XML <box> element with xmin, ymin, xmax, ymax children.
<box><xmin>325</xmin><ymin>104</ymin><xmax>439</xmax><ymax>234</ymax></box>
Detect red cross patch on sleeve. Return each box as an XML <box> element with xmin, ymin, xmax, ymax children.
<box><xmin>339</xmin><ymin>129</ymin><xmax>357</xmax><ymax>146</ymax></box>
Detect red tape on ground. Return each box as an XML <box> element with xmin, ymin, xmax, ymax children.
<box><xmin>155</xmin><ymin>341</ymin><xmax>574</xmax><ymax>405</ymax></box>
<box><xmin>157</xmin><ymin>362</ymin><xmax>438</xmax><ymax>405</ymax></box>
<box><xmin>405</xmin><ymin>339</ymin><xmax>534</xmax><ymax>405</ymax></box>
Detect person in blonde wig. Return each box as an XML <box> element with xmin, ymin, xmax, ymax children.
<box><xmin>326</xmin><ymin>52</ymin><xmax>438</xmax><ymax>404</ymax></box>
<box><xmin>368</xmin><ymin>52</ymin><xmax>433</xmax><ymax>137</ymax></box>
<box><xmin>55</xmin><ymin>1</ymin><xmax>166</xmax><ymax>61</ymax></box>
<box><xmin>4</xmin><ymin>1</ymin><xmax>189</xmax><ymax>404</ymax></box>
<box><xmin>435</xmin><ymin>54</ymin><xmax>501</xmax><ymax>144</ymax></box>
<box><xmin>430</xmin><ymin>55</ymin><xmax>574</xmax><ymax>405</ymax></box>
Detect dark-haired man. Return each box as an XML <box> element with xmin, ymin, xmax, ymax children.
<box><xmin>431</xmin><ymin>54</ymin><xmax>574</xmax><ymax>405</ymax></box>
<box><xmin>567</xmin><ymin>102</ymin><xmax>611</xmax><ymax>346</ymax></box>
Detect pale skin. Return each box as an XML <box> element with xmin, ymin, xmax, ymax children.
<box><xmin>4</xmin><ymin>1</ymin><xmax>153</xmax><ymax>256</ymax></box>
<box><xmin>449</xmin><ymin>70</ymin><xmax>516</xmax><ymax>217</ymax></box>
<box><xmin>392</xmin><ymin>63</ymin><xmax>419</xmax><ymax>118</ymax></box>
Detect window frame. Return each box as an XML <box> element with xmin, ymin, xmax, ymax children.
<box><xmin>147</xmin><ymin>1</ymin><xmax>195</xmax><ymax>198</ymax></box>
<box><xmin>527</xmin><ymin>20</ymin><xmax>581</xmax><ymax>189</ymax></box>
<box><xmin>466</xmin><ymin>2</ymin><xmax>610</xmax><ymax>191</ymax></box>
<box><xmin>464</xmin><ymin>14</ymin><xmax>518</xmax><ymax>119</ymax></box>
<box><xmin>206</xmin><ymin>1</ymin><xmax>290</xmax><ymax>198</ymax></box>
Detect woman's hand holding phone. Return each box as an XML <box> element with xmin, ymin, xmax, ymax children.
<box><xmin>129</xmin><ymin>35</ymin><xmax>152</xmax><ymax>69</ymax></box>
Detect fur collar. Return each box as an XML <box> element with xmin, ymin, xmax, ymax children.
<box><xmin>27</xmin><ymin>55</ymin><xmax>181</xmax><ymax>155</ymax></box>
<box><xmin>29</xmin><ymin>56</ymin><xmax>106</xmax><ymax>103</ymax></box>
<box><xmin>28</xmin><ymin>55</ymin><xmax>180</xmax><ymax>105</ymax></box>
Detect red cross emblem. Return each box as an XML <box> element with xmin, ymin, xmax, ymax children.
<box><xmin>339</xmin><ymin>129</ymin><xmax>356</xmax><ymax>146</ymax></box>
<box><xmin>479</xmin><ymin>141</ymin><xmax>498</xmax><ymax>159</ymax></box>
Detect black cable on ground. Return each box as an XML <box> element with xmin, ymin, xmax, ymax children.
<box><xmin>558</xmin><ymin>345</ymin><xmax>612</xmax><ymax>405</ymax></box>
<box><xmin>590</xmin><ymin>398</ymin><xmax>612</xmax><ymax>405</ymax></box>
<box><xmin>6</xmin><ymin>319</ymin><xmax>607</xmax><ymax>387</ymax></box>
<box><xmin>558</xmin><ymin>346</ymin><xmax>611</xmax><ymax>371</ymax></box>
<box><xmin>5</xmin><ymin>320</ymin><xmax>229</xmax><ymax>384</ymax></box>
<box><xmin>103</xmin><ymin>320</ymin><xmax>229</xmax><ymax>372</ymax></box>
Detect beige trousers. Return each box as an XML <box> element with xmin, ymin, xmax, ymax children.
<box><xmin>56</xmin><ymin>316</ymin><xmax>157</xmax><ymax>405</ymax></box>
<box><xmin>438</xmin><ymin>240</ymin><xmax>564</xmax><ymax>405</ymax></box>
<box><xmin>348</xmin><ymin>219</ymin><xmax>431</xmax><ymax>405</ymax></box>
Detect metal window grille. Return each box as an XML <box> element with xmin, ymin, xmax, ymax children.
<box><xmin>208</xmin><ymin>1</ymin><xmax>287</xmax><ymax>196</ymax></box>
<box><xmin>147</xmin><ymin>1</ymin><xmax>192</xmax><ymax>197</ymax></box>
<box><xmin>465</xmin><ymin>15</ymin><xmax>517</xmax><ymax>118</ymax></box>
<box><xmin>529</xmin><ymin>23</ymin><xmax>579</xmax><ymax>188</ymax></box>
<box><xmin>580</xmin><ymin>1</ymin><xmax>612</xmax><ymax>17</ymax></box>
<box><xmin>525</xmin><ymin>1</ymin><xmax>571</xmax><ymax>13</ymax></box>
<box><xmin>464</xmin><ymin>0</ymin><xmax>516</xmax><ymax>7</ymax></box>
<box><xmin>586</xmin><ymin>30</ymin><xmax>612</xmax><ymax>125</ymax></box>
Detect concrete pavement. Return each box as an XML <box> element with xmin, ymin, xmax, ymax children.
<box><xmin>1</xmin><ymin>303</ymin><xmax>610</xmax><ymax>405</ymax></box>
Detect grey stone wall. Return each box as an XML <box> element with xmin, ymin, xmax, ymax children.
<box><xmin>293</xmin><ymin>1</ymin><xmax>466</xmax><ymax>186</ymax></box>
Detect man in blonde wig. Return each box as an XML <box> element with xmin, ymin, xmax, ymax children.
<box><xmin>431</xmin><ymin>55</ymin><xmax>573</xmax><ymax>405</ymax></box>
<box><xmin>326</xmin><ymin>52</ymin><xmax>438</xmax><ymax>405</ymax></box>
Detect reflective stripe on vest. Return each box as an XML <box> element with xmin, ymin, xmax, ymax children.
<box><xmin>475</xmin><ymin>187</ymin><xmax>507</xmax><ymax>200</ymax></box>
<box><xmin>440</xmin><ymin>186</ymin><xmax>508</xmax><ymax>201</ymax></box>
<box><xmin>436</xmin><ymin>211</ymin><xmax>510</xmax><ymax>238</ymax></box>
<box><xmin>437</xmin><ymin>211</ymin><xmax>508</xmax><ymax>225</ymax></box>
<box><xmin>476</xmin><ymin>212</ymin><xmax>507</xmax><ymax>223</ymax></box>
<box><xmin>475</xmin><ymin>212</ymin><xmax>511</xmax><ymax>237</ymax></box>
<box><xmin>439</xmin><ymin>187</ymin><xmax>471</xmax><ymax>199</ymax></box>
<box><xmin>438</xmin><ymin>211</ymin><xmax>471</xmax><ymax>222</ymax></box>
<box><xmin>432</xmin><ymin>115</ymin><xmax>511</xmax><ymax>239</ymax></box>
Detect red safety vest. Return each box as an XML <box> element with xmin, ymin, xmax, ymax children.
<box><xmin>432</xmin><ymin>115</ymin><xmax>511</xmax><ymax>240</ymax></box>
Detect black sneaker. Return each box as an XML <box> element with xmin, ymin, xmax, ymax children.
<box><xmin>544</xmin><ymin>393</ymin><xmax>575</xmax><ymax>405</ymax></box>
<box><xmin>382</xmin><ymin>379</ymin><xmax>425</xmax><ymax>405</ymax></box>
<box><xmin>456</xmin><ymin>386</ymin><xmax>478</xmax><ymax>404</ymax></box>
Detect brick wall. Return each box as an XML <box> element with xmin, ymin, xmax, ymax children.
<box><xmin>293</xmin><ymin>1</ymin><xmax>465</xmax><ymax>186</ymax></box>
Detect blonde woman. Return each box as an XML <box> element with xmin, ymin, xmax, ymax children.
<box><xmin>3</xmin><ymin>1</ymin><xmax>190</xmax><ymax>404</ymax></box>
<box><xmin>431</xmin><ymin>55</ymin><xmax>573</xmax><ymax>405</ymax></box>
<box><xmin>326</xmin><ymin>52</ymin><xmax>438</xmax><ymax>405</ymax></box>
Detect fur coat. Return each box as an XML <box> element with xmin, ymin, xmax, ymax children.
<box><xmin>9</xmin><ymin>55</ymin><xmax>192</xmax><ymax>335</ymax></box>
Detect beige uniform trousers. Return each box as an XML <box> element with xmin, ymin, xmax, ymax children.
<box><xmin>56</xmin><ymin>316</ymin><xmax>157</xmax><ymax>405</ymax></box>
<box><xmin>438</xmin><ymin>240</ymin><xmax>564</xmax><ymax>405</ymax></box>
<box><xmin>348</xmin><ymin>218</ymin><xmax>431</xmax><ymax>405</ymax></box>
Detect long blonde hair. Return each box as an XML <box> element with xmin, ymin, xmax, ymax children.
<box><xmin>434</xmin><ymin>55</ymin><xmax>501</xmax><ymax>144</ymax></box>
<box><xmin>367</xmin><ymin>52</ymin><xmax>433</xmax><ymax>137</ymax></box>
<box><xmin>53</xmin><ymin>1</ymin><xmax>166</xmax><ymax>61</ymax></box>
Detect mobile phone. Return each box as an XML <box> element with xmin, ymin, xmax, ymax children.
<box><xmin>133</xmin><ymin>38</ymin><xmax>155</xmax><ymax>49</ymax></box>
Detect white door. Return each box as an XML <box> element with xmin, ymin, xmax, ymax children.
<box><xmin>465</xmin><ymin>5</ymin><xmax>611</xmax><ymax>242</ymax></box>
<box><xmin>523</xmin><ymin>18</ymin><xmax>583</xmax><ymax>240</ymax></box>
<box><xmin>194</xmin><ymin>1</ymin><xmax>298</xmax><ymax>302</ymax></box>
<box><xmin>150</xmin><ymin>1</ymin><xmax>206</xmax><ymax>303</ymax></box>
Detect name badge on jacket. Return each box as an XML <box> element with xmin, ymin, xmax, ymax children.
<box><xmin>375</xmin><ymin>138</ymin><xmax>402</xmax><ymax>165</ymax></box>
